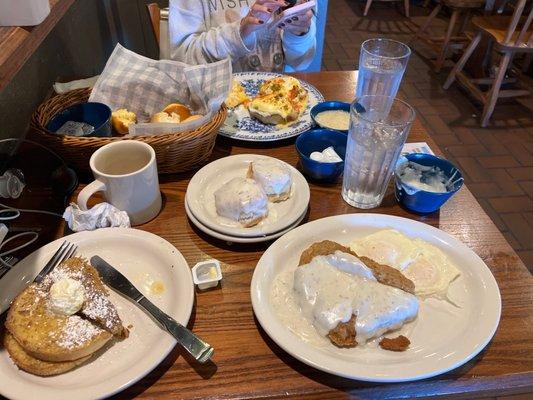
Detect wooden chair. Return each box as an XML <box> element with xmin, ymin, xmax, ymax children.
<box><xmin>364</xmin><ymin>0</ymin><xmax>410</xmax><ymax>17</ymax></box>
<box><xmin>412</xmin><ymin>0</ymin><xmax>486</xmax><ymax>72</ymax></box>
<box><xmin>444</xmin><ymin>0</ymin><xmax>532</xmax><ymax>126</ymax></box>
<box><xmin>146</xmin><ymin>3</ymin><xmax>170</xmax><ymax>58</ymax></box>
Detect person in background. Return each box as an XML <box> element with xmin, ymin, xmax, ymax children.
<box><xmin>169</xmin><ymin>0</ymin><xmax>316</xmax><ymax>72</ymax></box>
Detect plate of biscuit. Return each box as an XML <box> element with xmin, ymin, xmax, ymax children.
<box><xmin>251</xmin><ymin>214</ymin><xmax>501</xmax><ymax>382</ymax></box>
<box><xmin>185</xmin><ymin>154</ymin><xmax>310</xmax><ymax>239</ymax></box>
<box><xmin>0</xmin><ymin>228</ymin><xmax>194</xmax><ymax>400</ymax></box>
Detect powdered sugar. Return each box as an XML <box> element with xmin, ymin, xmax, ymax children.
<box><xmin>48</xmin><ymin>266</ymin><xmax>84</xmax><ymax>282</ymax></box>
<box><xmin>83</xmin><ymin>291</ymin><xmax>120</xmax><ymax>331</ymax></box>
<box><xmin>39</xmin><ymin>259</ymin><xmax>125</xmax><ymax>336</ymax></box>
<box><xmin>50</xmin><ymin>315</ymin><xmax>105</xmax><ymax>349</ymax></box>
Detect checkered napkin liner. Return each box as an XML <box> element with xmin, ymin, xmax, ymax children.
<box><xmin>89</xmin><ymin>44</ymin><xmax>232</xmax><ymax>136</ymax></box>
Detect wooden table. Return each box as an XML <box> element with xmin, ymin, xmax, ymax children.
<box><xmin>73</xmin><ymin>72</ymin><xmax>532</xmax><ymax>399</ymax></box>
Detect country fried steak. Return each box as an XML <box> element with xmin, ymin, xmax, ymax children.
<box><xmin>299</xmin><ymin>240</ymin><xmax>415</xmax><ymax>294</ymax></box>
<box><xmin>379</xmin><ymin>335</ymin><xmax>411</xmax><ymax>352</ymax></box>
<box><xmin>298</xmin><ymin>240</ymin><xmax>415</xmax><ymax>351</ymax></box>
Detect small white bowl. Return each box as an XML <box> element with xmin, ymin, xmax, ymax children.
<box><xmin>192</xmin><ymin>259</ymin><xmax>222</xmax><ymax>290</ymax></box>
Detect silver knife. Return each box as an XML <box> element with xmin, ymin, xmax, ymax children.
<box><xmin>90</xmin><ymin>255</ymin><xmax>214</xmax><ymax>363</ymax></box>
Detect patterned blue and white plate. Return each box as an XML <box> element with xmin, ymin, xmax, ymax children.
<box><xmin>220</xmin><ymin>72</ymin><xmax>324</xmax><ymax>142</ymax></box>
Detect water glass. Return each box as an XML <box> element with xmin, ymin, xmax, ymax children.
<box><xmin>342</xmin><ymin>95</ymin><xmax>415</xmax><ymax>209</ymax></box>
<box><xmin>355</xmin><ymin>38</ymin><xmax>411</xmax><ymax>102</ymax></box>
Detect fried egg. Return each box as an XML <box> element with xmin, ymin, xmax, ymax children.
<box><xmin>351</xmin><ymin>230</ymin><xmax>461</xmax><ymax>299</ymax></box>
<box><xmin>402</xmin><ymin>239</ymin><xmax>460</xmax><ymax>298</ymax></box>
<box><xmin>350</xmin><ymin>229</ymin><xmax>419</xmax><ymax>270</ymax></box>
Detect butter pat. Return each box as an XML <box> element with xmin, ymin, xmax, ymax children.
<box><xmin>192</xmin><ymin>260</ymin><xmax>222</xmax><ymax>290</ymax></box>
<box><xmin>49</xmin><ymin>278</ymin><xmax>86</xmax><ymax>316</ymax></box>
<box><xmin>310</xmin><ymin>146</ymin><xmax>343</xmax><ymax>163</ymax></box>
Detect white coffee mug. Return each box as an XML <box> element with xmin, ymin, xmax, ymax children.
<box><xmin>77</xmin><ymin>141</ymin><xmax>162</xmax><ymax>225</ymax></box>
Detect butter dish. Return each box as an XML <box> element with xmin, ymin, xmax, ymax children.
<box><xmin>192</xmin><ymin>260</ymin><xmax>222</xmax><ymax>290</ymax></box>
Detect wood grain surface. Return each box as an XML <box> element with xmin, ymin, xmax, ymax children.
<box><xmin>74</xmin><ymin>72</ymin><xmax>533</xmax><ymax>399</ymax></box>
<box><xmin>0</xmin><ymin>0</ymin><xmax>75</xmax><ymax>92</ymax></box>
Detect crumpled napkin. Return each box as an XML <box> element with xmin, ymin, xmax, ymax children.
<box><xmin>53</xmin><ymin>75</ymin><xmax>99</xmax><ymax>94</ymax></box>
<box><xmin>63</xmin><ymin>203</ymin><xmax>130</xmax><ymax>232</ymax></box>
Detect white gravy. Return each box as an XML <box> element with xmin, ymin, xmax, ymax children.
<box><xmin>315</xmin><ymin>110</ymin><xmax>350</xmax><ymax>131</ymax></box>
<box><xmin>271</xmin><ymin>251</ymin><xmax>419</xmax><ymax>345</ymax></box>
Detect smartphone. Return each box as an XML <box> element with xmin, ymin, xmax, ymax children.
<box><xmin>271</xmin><ymin>0</ymin><xmax>315</xmax><ymax>27</ymax></box>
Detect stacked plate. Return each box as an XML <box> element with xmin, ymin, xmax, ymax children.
<box><xmin>185</xmin><ymin>154</ymin><xmax>310</xmax><ymax>243</ymax></box>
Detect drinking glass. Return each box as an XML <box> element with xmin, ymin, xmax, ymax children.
<box><xmin>342</xmin><ymin>95</ymin><xmax>415</xmax><ymax>209</ymax></box>
<box><xmin>355</xmin><ymin>38</ymin><xmax>411</xmax><ymax>104</ymax></box>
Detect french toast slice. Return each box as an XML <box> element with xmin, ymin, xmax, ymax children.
<box><xmin>3</xmin><ymin>331</ymin><xmax>91</xmax><ymax>376</ymax></box>
<box><xmin>5</xmin><ymin>283</ymin><xmax>112</xmax><ymax>362</ymax></box>
<box><xmin>54</xmin><ymin>258</ymin><xmax>128</xmax><ymax>338</ymax></box>
<box><xmin>5</xmin><ymin>257</ymin><xmax>128</xmax><ymax>363</ymax></box>
<box><xmin>298</xmin><ymin>240</ymin><xmax>416</xmax><ymax>349</ymax></box>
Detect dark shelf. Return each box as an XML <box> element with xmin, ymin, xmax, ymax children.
<box><xmin>0</xmin><ymin>0</ymin><xmax>75</xmax><ymax>92</ymax></box>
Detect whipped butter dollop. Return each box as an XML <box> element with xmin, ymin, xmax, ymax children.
<box><xmin>49</xmin><ymin>277</ymin><xmax>86</xmax><ymax>316</ymax></box>
<box><xmin>310</xmin><ymin>146</ymin><xmax>343</xmax><ymax>163</ymax></box>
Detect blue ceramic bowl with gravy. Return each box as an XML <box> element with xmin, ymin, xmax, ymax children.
<box><xmin>47</xmin><ymin>102</ymin><xmax>112</xmax><ymax>137</ymax></box>
<box><xmin>310</xmin><ymin>101</ymin><xmax>351</xmax><ymax>133</ymax></box>
<box><xmin>295</xmin><ymin>129</ymin><xmax>347</xmax><ymax>182</ymax></box>
<box><xmin>395</xmin><ymin>153</ymin><xmax>464</xmax><ymax>214</ymax></box>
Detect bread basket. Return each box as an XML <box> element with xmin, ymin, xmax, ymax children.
<box><xmin>30</xmin><ymin>88</ymin><xmax>227</xmax><ymax>174</ymax></box>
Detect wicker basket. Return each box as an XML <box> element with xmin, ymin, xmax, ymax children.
<box><xmin>30</xmin><ymin>88</ymin><xmax>227</xmax><ymax>174</ymax></box>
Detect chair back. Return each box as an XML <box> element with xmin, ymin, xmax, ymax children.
<box><xmin>503</xmin><ymin>0</ymin><xmax>533</xmax><ymax>47</ymax></box>
<box><xmin>146</xmin><ymin>3</ymin><xmax>170</xmax><ymax>59</ymax></box>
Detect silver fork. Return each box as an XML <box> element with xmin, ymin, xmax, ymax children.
<box><xmin>34</xmin><ymin>241</ymin><xmax>77</xmax><ymax>283</ymax></box>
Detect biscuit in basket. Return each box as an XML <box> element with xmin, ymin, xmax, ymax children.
<box><xmin>182</xmin><ymin>114</ymin><xmax>203</xmax><ymax>123</ymax></box>
<box><xmin>163</xmin><ymin>103</ymin><xmax>191</xmax><ymax>121</ymax></box>
<box><xmin>150</xmin><ymin>103</ymin><xmax>193</xmax><ymax>124</ymax></box>
<box><xmin>112</xmin><ymin>108</ymin><xmax>136</xmax><ymax>135</ymax></box>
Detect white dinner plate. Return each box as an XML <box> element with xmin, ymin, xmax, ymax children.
<box><xmin>251</xmin><ymin>214</ymin><xmax>501</xmax><ymax>382</ymax></box>
<box><xmin>219</xmin><ymin>72</ymin><xmax>324</xmax><ymax>142</ymax></box>
<box><xmin>185</xmin><ymin>199</ymin><xmax>307</xmax><ymax>244</ymax></box>
<box><xmin>0</xmin><ymin>228</ymin><xmax>194</xmax><ymax>400</ymax></box>
<box><xmin>185</xmin><ymin>154</ymin><xmax>310</xmax><ymax>238</ymax></box>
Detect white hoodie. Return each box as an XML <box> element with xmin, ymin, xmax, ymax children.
<box><xmin>169</xmin><ymin>0</ymin><xmax>316</xmax><ymax>72</ymax></box>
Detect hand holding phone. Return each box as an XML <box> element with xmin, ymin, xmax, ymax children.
<box><xmin>281</xmin><ymin>0</ymin><xmax>298</xmax><ymax>10</ymax></box>
<box><xmin>270</xmin><ymin>0</ymin><xmax>315</xmax><ymax>29</ymax></box>
<box><xmin>240</xmin><ymin>0</ymin><xmax>287</xmax><ymax>40</ymax></box>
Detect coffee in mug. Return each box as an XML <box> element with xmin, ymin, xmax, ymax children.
<box><xmin>77</xmin><ymin>141</ymin><xmax>162</xmax><ymax>225</ymax></box>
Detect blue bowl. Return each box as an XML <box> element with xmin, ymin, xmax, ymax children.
<box><xmin>47</xmin><ymin>102</ymin><xmax>112</xmax><ymax>137</ymax></box>
<box><xmin>295</xmin><ymin>128</ymin><xmax>347</xmax><ymax>182</ymax></box>
<box><xmin>310</xmin><ymin>101</ymin><xmax>351</xmax><ymax>133</ymax></box>
<box><xmin>395</xmin><ymin>153</ymin><xmax>464</xmax><ymax>214</ymax></box>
